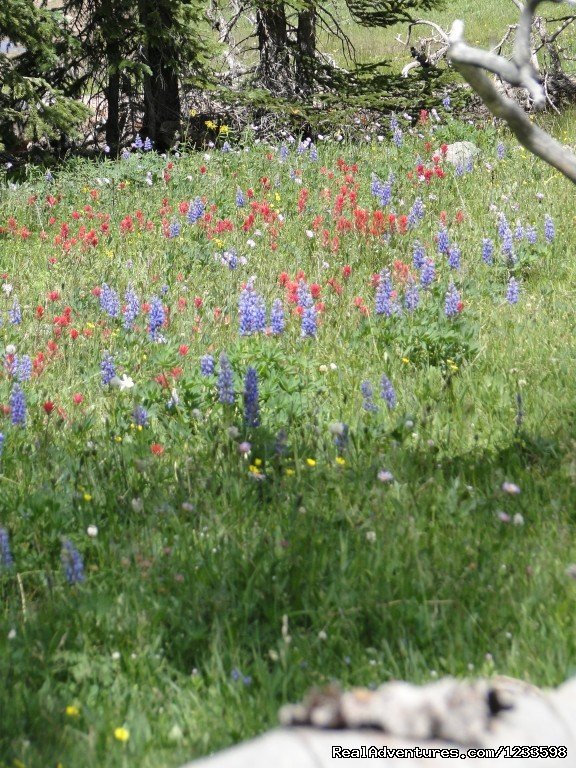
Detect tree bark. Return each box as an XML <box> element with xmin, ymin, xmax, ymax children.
<box><xmin>256</xmin><ymin>3</ymin><xmax>292</xmax><ymax>94</ymax></box>
<box><xmin>296</xmin><ymin>4</ymin><xmax>316</xmax><ymax>95</ymax></box>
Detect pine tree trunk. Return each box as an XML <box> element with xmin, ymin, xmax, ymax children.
<box><xmin>138</xmin><ymin>0</ymin><xmax>181</xmax><ymax>151</ymax></box>
<box><xmin>256</xmin><ymin>3</ymin><xmax>292</xmax><ymax>94</ymax></box>
<box><xmin>296</xmin><ymin>5</ymin><xmax>316</xmax><ymax>95</ymax></box>
<box><xmin>105</xmin><ymin>41</ymin><xmax>121</xmax><ymax>156</ymax></box>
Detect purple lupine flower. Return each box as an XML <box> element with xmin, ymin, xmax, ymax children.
<box><xmin>445</xmin><ymin>281</ymin><xmax>461</xmax><ymax>317</ymax></box>
<box><xmin>442</xmin><ymin>95</ymin><xmax>451</xmax><ymax>109</ymax></box>
<box><xmin>408</xmin><ymin>198</ymin><xmax>425</xmax><ymax>227</ymax></box>
<box><xmin>297</xmin><ymin>280</ymin><xmax>313</xmax><ymax>309</ymax></box>
<box><xmin>133</xmin><ymin>134</ymin><xmax>144</xmax><ymax>150</ymax></box>
<box><xmin>525</xmin><ymin>225</ymin><xmax>537</xmax><ymax>245</ymax></box>
<box><xmin>392</xmin><ymin>125</ymin><xmax>403</xmax><ymax>148</ymax></box>
<box><xmin>497</xmin><ymin>213</ymin><xmax>509</xmax><ymax>239</ymax></box>
<box><xmin>455</xmin><ymin>164</ymin><xmax>464</xmax><ymax>177</ymax></box>
<box><xmin>121</xmin><ymin>148</ymin><xmax>131</xmax><ymax>160</ymax></box>
<box><xmin>143</xmin><ymin>136</ymin><xmax>153</xmax><ymax>152</ymax></box>
<box><xmin>62</xmin><ymin>540</ymin><xmax>84</xmax><ymax>585</ymax></box>
<box><xmin>497</xmin><ymin>142</ymin><xmax>506</xmax><ymax>160</ymax></box>
<box><xmin>378</xmin><ymin>181</ymin><xmax>392</xmax><ymax>207</ymax></box>
<box><xmin>514</xmin><ymin>221</ymin><xmax>524</xmax><ymax>240</ymax></box>
<box><xmin>221</xmin><ymin>141</ymin><xmax>231</xmax><ymax>153</ymax></box>
<box><xmin>506</xmin><ymin>277</ymin><xmax>520</xmax><ymax>304</ymax></box>
<box><xmin>123</xmin><ymin>286</ymin><xmax>140</xmax><ymax>330</ymax></box>
<box><xmin>132</xmin><ymin>405</ymin><xmax>148</xmax><ymax>427</ymax></box>
<box><xmin>404</xmin><ymin>281</ymin><xmax>420</xmax><ymax>312</ymax></box>
<box><xmin>370</xmin><ymin>175</ymin><xmax>384</xmax><ymax>198</ymax></box>
<box><xmin>239</xmin><ymin>282</ymin><xmax>266</xmax><ymax>336</ymax></box>
<box><xmin>270</xmin><ymin>298</ymin><xmax>285</xmax><ymax>334</ymax></box>
<box><xmin>279</xmin><ymin>144</ymin><xmax>289</xmax><ymax>162</ymax></box>
<box><xmin>222</xmin><ymin>249</ymin><xmax>238</xmax><ymax>270</ymax></box>
<box><xmin>380</xmin><ymin>375</ymin><xmax>396</xmax><ymax>409</ymax></box>
<box><xmin>297</xmin><ymin>138</ymin><xmax>311</xmax><ymax>154</ymax></box>
<box><xmin>100</xmin><ymin>283</ymin><xmax>120</xmax><ymax>318</ymax></box>
<box><xmin>148</xmin><ymin>296</ymin><xmax>165</xmax><ymax>341</ymax></box>
<box><xmin>481</xmin><ymin>238</ymin><xmax>494</xmax><ymax>265</ymax></box>
<box><xmin>420</xmin><ymin>259</ymin><xmax>436</xmax><ymax>289</ymax></box>
<box><xmin>235</xmin><ymin>188</ymin><xmax>245</xmax><ymax>207</ymax></box>
<box><xmin>447</xmin><ymin>245</ymin><xmax>461</xmax><ymax>270</ymax></box>
<box><xmin>437</xmin><ymin>227</ymin><xmax>450</xmax><ymax>255</ymax></box>
<box><xmin>309</xmin><ymin>144</ymin><xmax>318</xmax><ymax>162</ymax></box>
<box><xmin>412</xmin><ymin>241</ymin><xmax>426</xmax><ymax>270</ymax></box>
<box><xmin>16</xmin><ymin>355</ymin><xmax>32</xmax><ymax>382</ymax></box>
<box><xmin>187</xmin><ymin>197</ymin><xmax>205</xmax><ymax>224</ymax></box>
<box><xmin>10</xmin><ymin>385</ymin><xmax>26</xmax><ymax>426</ymax></box>
<box><xmin>375</xmin><ymin>269</ymin><xmax>393</xmax><ymax>316</ymax></box>
<box><xmin>0</xmin><ymin>527</ymin><xmax>13</xmax><ymax>568</ymax></box>
<box><xmin>101</xmin><ymin>352</ymin><xmax>116</xmax><ymax>385</ymax></box>
<box><xmin>200</xmin><ymin>354</ymin><xmax>215</xmax><ymax>376</ymax></box>
<box><xmin>9</xmin><ymin>298</ymin><xmax>21</xmax><ymax>325</ymax></box>
<box><xmin>361</xmin><ymin>381</ymin><xmax>378</xmax><ymax>412</ymax></box>
<box><xmin>243</xmin><ymin>367</ymin><xmax>260</xmax><ymax>428</ymax></box>
<box><xmin>168</xmin><ymin>219</ymin><xmax>181</xmax><ymax>238</ymax></box>
<box><xmin>544</xmin><ymin>214</ymin><xmax>555</xmax><ymax>243</ymax></box>
<box><xmin>301</xmin><ymin>305</ymin><xmax>317</xmax><ymax>338</ymax></box>
<box><xmin>217</xmin><ymin>353</ymin><xmax>235</xmax><ymax>404</ymax></box>
<box><xmin>501</xmin><ymin>227</ymin><xmax>514</xmax><ymax>261</ymax></box>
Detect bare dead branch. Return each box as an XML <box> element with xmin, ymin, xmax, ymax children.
<box><xmin>448</xmin><ymin>15</ymin><xmax>576</xmax><ymax>184</ymax></box>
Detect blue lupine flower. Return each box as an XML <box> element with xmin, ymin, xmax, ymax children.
<box><xmin>200</xmin><ymin>354</ymin><xmax>215</xmax><ymax>376</ymax></box>
<box><xmin>221</xmin><ymin>141</ymin><xmax>231</xmax><ymax>153</ymax></box>
<box><xmin>309</xmin><ymin>144</ymin><xmax>318</xmax><ymax>161</ymax></box>
<box><xmin>370</xmin><ymin>174</ymin><xmax>383</xmax><ymax>198</ymax></box>
<box><xmin>514</xmin><ymin>221</ymin><xmax>524</xmax><ymax>240</ymax></box>
<box><xmin>217</xmin><ymin>353</ymin><xmax>235</xmax><ymax>404</ymax></box>
<box><xmin>243</xmin><ymin>367</ymin><xmax>260</xmax><ymax>428</ymax></box>
<box><xmin>506</xmin><ymin>277</ymin><xmax>520</xmax><ymax>304</ymax></box>
<box><xmin>148</xmin><ymin>296</ymin><xmax>165</xmax><ymax>341</ymax></box>
<box><xmin>408</xmin><ymin>198</ymin><xmax>425</xmax><ymax>227</ymax></box>
<box><xmin>121</xmin><ymin>148</ymin><xmax>131</xmax><ymax>160</ymax></box>
<box><xmin>412</xmin><ymin>241</ymin><xmax>426</xmax><ymax>270</ymax></box>
<box><xmin>361</xmin><ymin>381</ymin><xmax>378</xmax><ymax>412</ymax></box>
<box><xmin>445</xmin><ymin>281</ymin><xmax>461</xmax><ymax>317</ymax></box>
<box><xmin>10</xmin><ymin>385</ymin><xmax>26</xmax><ymax>426</ymax></box>
<box><xmin>375</xmin><ymin>269</ymin><xmax>397</xmax><ymax>316</ymax></box>
<box><xmin>123</xmin><ymin>286</ymin><xmax>140</xmax><ymax>330</ymax></box>
<box><xmin>239</xmin><ymin>283</ymin><xmax>266</xmax><ymax>336</ymax></box>
<box><xmin>9</xmin><ymin>298</ymin><xmax>21</xmax><ymax>325</ymax></box>
<box><xmin>168</xmin><ymin>219</ymin><xmax>181</xmax><ymax>238</ymax></box>
<box><xmin>279</xmin><ymin>144</ymin><xmax>289</xmax><ymax>162</ymax></box>
<box><xmin>270</xmin><ymin>299</ymin><xmax>285</xmax><ymax>334</ymax></box>
<box><xmin>297</xmin><ymin>138</ymin><xmax>310</xmax><ymax>154</ymax></box>
<box><xmin>235</xmin><ymin>188</ymin><xmax>245</xmax><ymax>207</ymax></box>
<box><xmin>497</xmin><ymin>213</ymin><xmax>509</xmax><ymax>239</ymax></box>
<box><xmin>187</xmin><ymin>197</ymin><xmax>204</xmax><ymax>224</ymax></box>
<box><xmin>45</xmin><ymin>170</ymin><xmax>54</xmax><ymax>182</ymax></box>
<box><xmin>447</xmin><ymin>245</ymin><xmax>461</xmax><ymax>270</ymax></box>
<box><xmin>133</xmin><ymin>134</ymin><xmax>143</xmax><ymax>150</ymax></box>
<box><xmin>100</xmin><ymin>283</ymin><xmax>120</xmax><ymax>318</ymax></box>
<box><xmin>143</xmin><ymin>136</ymin><xmax>153</xmax><ymax>151</ymax></box>
<box><xmin>437</xmin><ymin>227</ymin><xmax>450</xmax><ymax>254</ymax></box>
<box><xmin>132</xmin><ymin>405</ymin><xmax>149</xmax><ymax>427</ymax></box>
<box><xmin>465</xmin><ymin>157</ymin><xmax>474</xmax><ymax>173</ymax></box>
<box><xmin>101</xmin><ymin>352</ymin><xmax>116</xmax><ymax>385</ymax></box>
<box><xmin>380</xmin><ymin>375</ymin><xmax>397</xmax><ymax>409</ymax></box>
<box><xmin>525</xmin><ymin>225</ymin><xmax>537</xmax><ymax>245</ymax></box>
<box><xmin>0</xmin><ymin>527</ymin><xmax>13</xmax><ymax>568</ymax></box>
<box><xmin>404</xmin><ymin>281</ymin><xmax>420</xmax><ymax>312</ymax></box>
<box><xmin>481</xmin><ymin>238</ymin><xmax>494</xmax><ymax>265</ymax></box>
<box><xmin>301</xmin><ymin>305</ymin><xmax>317</xmax><ymax>338</ymax></box>
<box><xmin>544</xmin><ymin>214</ymin><xmax>555</xmax><ymax>243</ymax></box>
<box><xmin>501</xmin><ymin>227</ymin><xmax>514</xmax><ymax>260</ymax></box>
<box><xmin>62</xmin><ymin>540</ymin><xmax>84</xmax><ymax>585</ymax></box>
<box><xmin>497</xmin><ymin>142</ymin><xmax>506</xmax><ymax>160</ymax></box>
<box><xmin>442</xmin><ymin>95</ymin><xmax>451</xmax><ymax>109</ymax></box>
<box><xmin>297</xmin><ymin>280</ymin><xmax>313</xmax><ymax>309</ymax></box>
<box><xmin>420</xmin><ymin>259</ymin><xmax>436</xmax><ymax>289</ymax></box>
<box><xmin>392</xmin><ymin>125</ymin><xmax>403</xmax><ymax>148</ymax></box>
<box><xmin>223</xmin><ymin>249</ymin><xmax>238</xmax><ymax>269</ymax></box>
<box><xmin>16</xmin><ymin>355</ymin><xmax>32</xmax><ymax>382</ymax></box>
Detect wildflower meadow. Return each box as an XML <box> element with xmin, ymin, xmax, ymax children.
<box><xmin>1</xmin><ymin>108</ymin><xmax>576</xmax><ymax>767</ymax></box>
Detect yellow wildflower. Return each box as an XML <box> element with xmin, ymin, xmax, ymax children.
<box><xmin>306</xmin><ymin>458</ymin><xmax>316</xmax><ymax>467</ymax></box>
<box><xmin>66</xmin><ymin>705</ymin><xmax>80</xmax><ymax>717</ymax></box>
<box><xmin>114</xmin><ymin>727</ymin><xmax>130</xmax><ymax>742</ymax></box>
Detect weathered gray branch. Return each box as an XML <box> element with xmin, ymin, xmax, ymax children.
<box><xmin>447</xmin><ymin>1</ymin><xmax>576</xmax><ymax>185</ymax></box>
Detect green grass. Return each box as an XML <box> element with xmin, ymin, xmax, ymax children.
<box><xmin>0</xmin><ymin>107</ymin><xmax>576</xmax><ymax>768</ymax></box>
